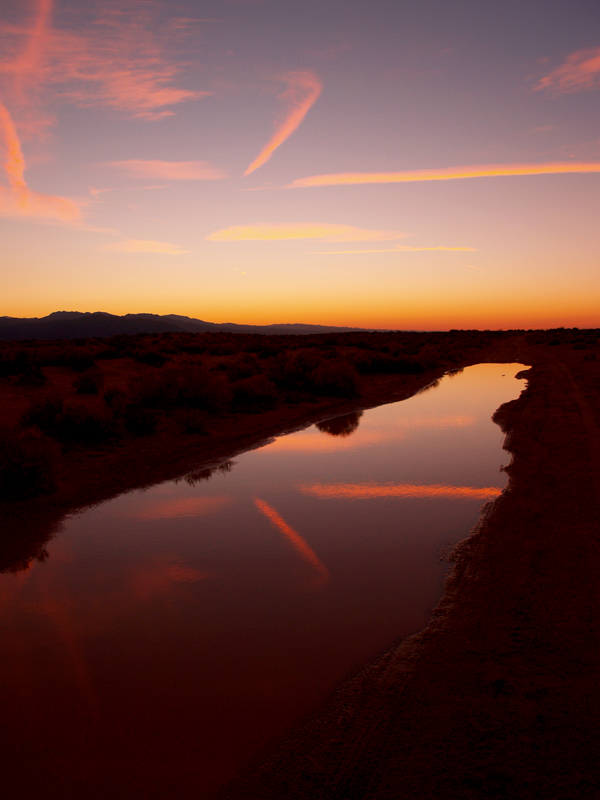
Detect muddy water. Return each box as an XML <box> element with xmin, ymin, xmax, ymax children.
<box><xmin>0</xmin><ymin>363</ymin><xmax>525</xmax><ymax>799</ymax></box>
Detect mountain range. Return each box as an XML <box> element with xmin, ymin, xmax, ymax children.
<box><xmin>0</xmin><ymin>311</ymin><xmax>370</xmax><ymax>341</ymax></box>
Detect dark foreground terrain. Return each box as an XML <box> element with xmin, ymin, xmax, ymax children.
<box><xmin>2</xmin><ymin>326</ymin><xmax>600</xmax><ymax>798</ymax></box>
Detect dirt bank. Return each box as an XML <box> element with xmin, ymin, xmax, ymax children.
<box><xmin>224</xmin><ymin>341</ymin><xmax>600</xmax><ymax>799</ymax></box>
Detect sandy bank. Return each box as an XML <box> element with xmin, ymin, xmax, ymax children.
<box><xmin>223</xmin><ymin>342</ymin><xmax>600</xmax><ymax>799</ymax></box>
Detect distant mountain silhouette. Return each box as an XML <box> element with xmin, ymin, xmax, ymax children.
<box><xmin>0</xmin><ymin>311</ymin><xmax>370</xmax><ymax>341</ymax></box>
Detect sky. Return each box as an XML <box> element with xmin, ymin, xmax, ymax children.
<box><xmin>1</xmin><ymin>0</ymin><xmax>599</xmax><ymax>330</ymax></box>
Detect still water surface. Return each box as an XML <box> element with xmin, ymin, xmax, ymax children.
<box><xmin>0</xmin><ymin>363</ymin><xmax>525</xmax><ymax>799</ymax></box>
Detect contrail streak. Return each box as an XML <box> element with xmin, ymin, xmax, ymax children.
<box><xmin>244</xmin><ymin>71</ymin><xmax>322</xmax><ymax>176</ymax></box>
<box><xmin>0</xmin><ymin>102</ymin><xmax>27</xmax><ymax>190</ymax></box>
<box><xmin>288</xmin><ymin>161</ymin><xmax>600</xmax><ymax>188</ymax></box>
<box><xmin>13</xmin><ymin>0</ymin><xmax>53</xmax><ymax>94</ymax></box>
<box><xmin>0</xmin><ymin>100</ymin><xmax>81</xmax><ymax>221</ymax></box>
<box><xmin>253</xmin><ymin>497</ymin><xmax>329</xmax><ymax>586</ymax></box>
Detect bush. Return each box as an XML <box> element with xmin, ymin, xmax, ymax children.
<box><xmin>122</xmin><ymin>405</ymin><xmax>157</xmax><ymax>436</ymax></box>
<box><xmin>21</xmin><ymin>397</ymin><xmax>117</xmax><ymax>445</ymax></box>
<box><xmin>74</xmin><ymin>370</ymin><xmax>104</xmax><ymax>394</ymax></box>
<box><xmin>133</xmin><ymin>365</ymin><xmax>232</xmax><ymax>412</ymax></box>
<box><xmin>134</xmin><ymin>351</ymin><xmax>167</xmax><ymax>367</ymax></box>
<box><xmin>0</xmin><ymin>428</ymin><xmax>58</xmax><ymax>500</ymax></box>
<box><xmin>232</xmin><ymin>374</ymin><xmax>279</xmax><ymax>411</ymax></box>
<box><xmin>176</xmin><ymin>409</ymin><xmax>209</xmax><ymax>435</ymax></box>
<box><xmin>310</xmin><ymin>361</ymin><xmax>359</xmax><ymax>397</ymax></box>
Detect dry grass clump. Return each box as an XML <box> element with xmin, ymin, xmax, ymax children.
<box><xmin>0</xmin><ymin>427</ymin><xmax>58</xmax><ymax>500</ymax></box>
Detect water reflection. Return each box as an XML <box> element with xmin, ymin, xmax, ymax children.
<box><xmin>177</xmin><ymin>459</ymin><xmax>235</xmax><ymax>486</ymax></box>
<box><xmin>254</xmin><ymin>497</ymin><xmax>330</xmax><ymax>587</ymax></box>
<box><xmin>315</xmin><ymin>411</ymin><xmax>363</xmax><ymax>437</ymax></box>
<box><xmin>299</xmin><ymin>482</ymin><xmax>503</xmax><ymax>499</ymax></box>
<box><xmin>0</xmin><ymin>363</ymin><xmax>525</xmax><ymax>800</ymax></box>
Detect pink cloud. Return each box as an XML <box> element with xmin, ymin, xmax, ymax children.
<box><xmin>0</xmin><ymin>1</ymin><xmax>206</xmax><ymax>122</ymax></box>
<box><xmin>289</xmin><ymin>161</ymin><xmax>600</xmax><ymax>188</ymax></box>
<box><xmin>108</xmin><ymin>160</ymin><xmax>225</xmax><ymax>181</ymax></box>
<box><xmin>0</xmin><ymin>100</ymin><xmax>81</xmax><ymax>223</ymax></box>
<box><xmin>536</xmin><ymin>46</ymin><xmax>600</xmax><ymax>93</ymax></box>
<box><xmin>244</xmin><ymin>71</ymin><xmax>322</xmax><ymax>176</ymax></box>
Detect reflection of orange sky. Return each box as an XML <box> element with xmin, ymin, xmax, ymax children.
<box><xmin>131</xmin><ymin>563</ymin><xmax>206</xmax><ymax>600</ymax></box>
<box><xmin>299</xmin><ymin>483</ymin><xmax>502</xmax><ymax>499</ymax></box>
<box><xmin>130</xmin><ymin>495</ymin><xmax>230</xmax><ymax>521</ymax></box>
<box><xmin>37</xmin><ymin>586</ymin><xmax>99</xmax><ymax>715</ymax></box>
<box><xmin>253</xmin><ymin>497</ymin><xmax>329</xmax><ymax>586</ymax></box>
<box><xmin>268</xmin><ymin>414</ymin><xmax>476</xmax><ymax>452</ymax></box>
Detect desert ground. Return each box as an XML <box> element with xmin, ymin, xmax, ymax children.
<box><xmin>2</xmin><ymin>327</ymin><xmax>600</xmax><ymax>798</ymax></box>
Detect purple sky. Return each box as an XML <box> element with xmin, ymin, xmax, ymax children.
<box><xmin>1</xmin><ymin>0</ymin><xmax>600</xmax><ymax>328</ymax></box>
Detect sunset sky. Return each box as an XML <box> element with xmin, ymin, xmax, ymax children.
<box><xmin>1</xmin><ymin>0</ymin><xmax>599</xmax><ymax>330</ymax></box>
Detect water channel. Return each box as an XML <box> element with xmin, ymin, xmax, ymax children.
<box><xmin>0</xmin><ymin>362</ymin><xmax>526</xmax><ymax>799</ymax></box>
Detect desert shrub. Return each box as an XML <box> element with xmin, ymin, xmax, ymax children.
<box><xmin>121</xmin><ymin>405</ymin><xmax>157</xmax><ymax>436</ymax></box>
<box><xmin>133</xmin><ymin>365</ymin><xmax>232</xmax><ymax>412</ymax></box>
<box><xmin>228</xmin><ymin>353</ymin><xmax>262</xmax><ymax>381</ymax></box>
<box><xmin>74</xmin><ymin>370</ymin><xmax>104</xmax><ymax>395</ymax></box>
<box><xmin>21</xmin><ymin>396</ymin><xmax>65</xmax><ymax>436</ymax></box>
<box><xmin>22</xmin><ymin>397</ymin><xmax>117</xmax><ymax>444</ymax></box>
<box><xmin>0</xmin><ymin>428</ymin><xmax>58</xmax><ymax>500</ymax></box>
<box><xmin>309</xmin><ymin>361</ymin><xmax>359</xmax><ymax>397</ymax></box>
<box><xmin>232</xmin><ymin>374</ymin><xmax>279</xmax><ymax>411</ymax></box>
<box><xmin>102</xmin><ymin>387</ymin><xmax>127</xmax><ymax>409</ymax></box>
<box><xmin>0</xmin><ymin>350</ymin><xmax>47</xmax><ymax>384</ymax></box>
<box><xmin>269</xmin><ymin>350</ymin><xmax>322</xmax><ymax>391</ymax></box>
<box><xmin>352</xmin><ymin>352</ymin><xmax>425</xmax><ymax>376</ymax></box>
<box><xmin>176</xmin><ymin>408</ymin><xmax>209</xmax><ymax>435</ymax></box>
<box><xmin>133</xmin><ymin>351</ymin><xmax>167</xmax><ymax>367</ymax></box>
<box><xmin>67</xmin><ymin>353</ymin><xmax>96</xmax><ymax>373</ymax></box>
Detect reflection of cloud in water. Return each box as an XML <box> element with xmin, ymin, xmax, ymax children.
<box><xmin>131</xmin><ymin>563</ymin><xmax>207</xmax><ymax>600</ymax></box>
<box><xmin>267</xmin><ymin>430</ymin><xmax>386</xmax><ymax>452</ymax></box>
<box><xmin>253</xmin><ymin>497</ymin><xmax>329</xmax><ymax>587</ymax></box>
<box><xmin>130</xmin><ymin>495</ymin><xmax>231</xmax><ymax>521</ymax></box>
<box><xmin>298</xmin><ymin>483</ymin><xmax>502</xmax><ymax>500</ymax></box>
<box><xmin>268</xmin><ymin>413</ymin><xmax>476</xmax><ymax>452</ymax></box>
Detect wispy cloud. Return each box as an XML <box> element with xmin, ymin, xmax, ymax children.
<box><xmin>536</xmin><ymin>46</ymin><xmax>600</xmax><ymax>93</ymax></box>
<box><xmin>0</xmin><ymin>1</ymin><xmax>205</xmax><ymax>124</ymax></box>
<box><xmin>108</xmin><ymin>160</ymin><xmax>225</xmax><ymax>181</ymax></box>
<box><xmin>244</xmin><ymin>71</ymin><xmax>322</xmax><ymax>176</ymax></box>
<box><xmin>0</xmin><ymin>100</ymin><xmax>81</xmax><ymax>223</ymax></box>
<box><xmin>289</xmin><ymin>161</ymin><xmax>600</xmax><ymax>188</ymax></box>
<box><xmin>101</xmin><ymin>239</ymin><xmax>189</xmax><ymax>254</ymax></box>
<box><xmin>312</xmin><ymin>245</ymin><xmax>477</xmax><ymax>254</ymax></box>
<box><xmin>9</xmin><ymin>0</ymin><xmax>54</xmax><ymax>98</ymax></box>
<box><xmin>206</xmin><ymin>223</ymin><xmax>404</xmax><ymax>242</ymax></box>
